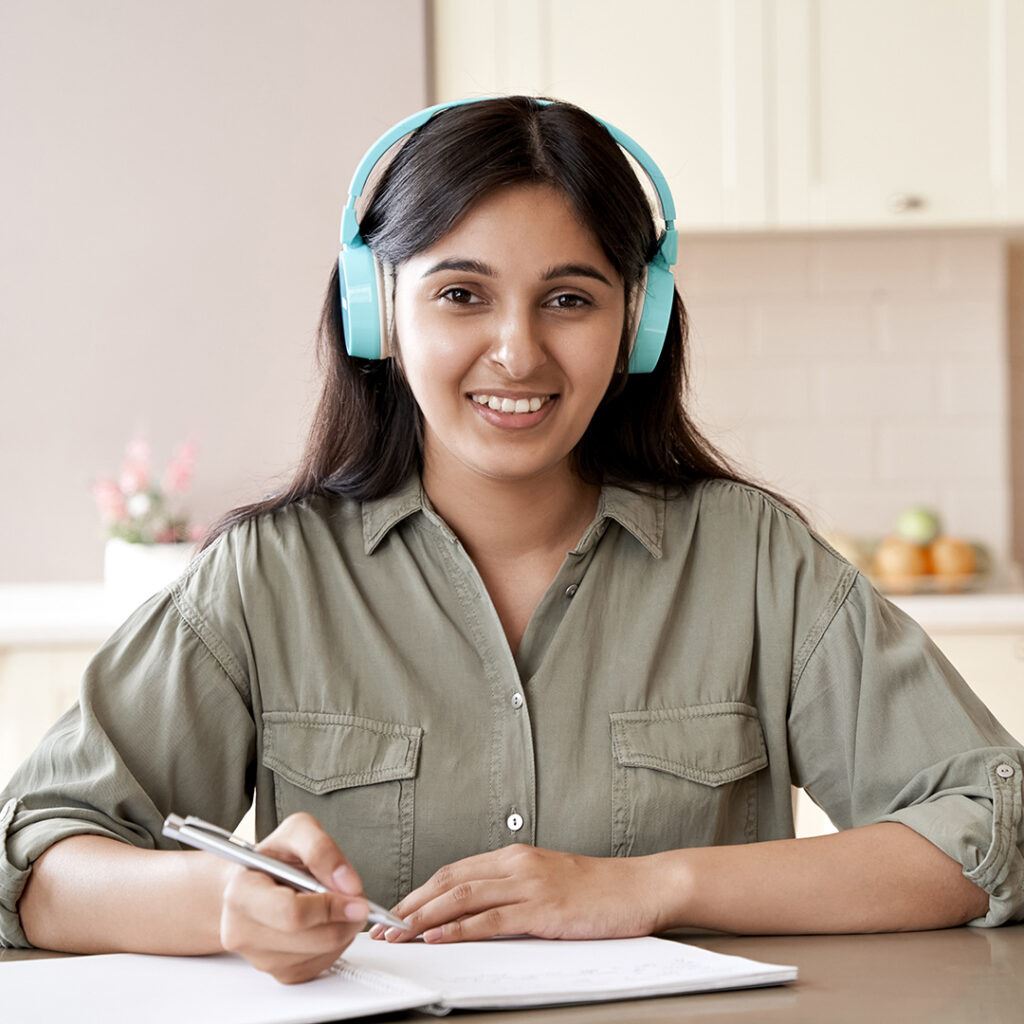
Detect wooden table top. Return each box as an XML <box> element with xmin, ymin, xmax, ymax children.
<box><xmin>3</xmin><ymin>924</ymin><xmax>1022</xmax><ymax>1022</ymax></box>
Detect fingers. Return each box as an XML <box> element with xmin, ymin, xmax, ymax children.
<box><xmin>255</xmin><ymin>811</ymin><xmax>364</xmax><ymax>897</ymax></box>
<box><xmin>422</xmin><ymin>905</ymin><xmax>523</xmax><ymax>943</ymax></box>
<box><xmin>380</xmin><ymin>876</ymin><xmax>524</xmax><ymax>943</ymax></box>
<box><xmin>233</xmin><ymin>870</ymin><xmax>368</xmax><ymax>932</ymax></box>
<box><xmin>217</xmin><ymin>812</ymin><xmax>373</xmax><ymax>985</ymax></box>
<box><xmin>382</xmin><ymin>845</ymin><xmax>524</xmax><ymax>932</ymax></box>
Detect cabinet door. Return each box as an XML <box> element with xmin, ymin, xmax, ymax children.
<box><xmin>773</xmin><ymin>0</ymin><xmax>1016</xmax><ymax>227</ymax></box>
<box><xmin>928</xmin><ymin>631</ymin><xmax>1024</xmax><ymax>745</ymax></box>
<box><xmin>431</xmin><ymin>0</ymin><xmax>770</xmax><ymax>229</ymax></box>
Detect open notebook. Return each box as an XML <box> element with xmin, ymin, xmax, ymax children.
<box><xmin>4</xmin><ymin>931</ymin><xmax>798</xmax><ymax>1023</ymax></box>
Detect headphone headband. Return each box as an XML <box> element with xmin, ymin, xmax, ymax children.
<box><xmin>338</xmin><ymin>95</ymin><xmax>679</xmax><ymax>373</ymax></box>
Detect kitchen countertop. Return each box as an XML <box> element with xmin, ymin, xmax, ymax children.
<box><xmin>1</xmin><ymin>577</ymin><xmax>1024</xmax><ymax>646</ymax></box>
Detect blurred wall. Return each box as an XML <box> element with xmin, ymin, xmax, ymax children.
<box><xmin>0</xmin><ymin>0</ymin><xmax>429</xmax><ymax>581</ymax></box>
<box><xmin>681</xmin><ymin>231</ymin><xmax>1022</xmax><ymax>572</ymax></box>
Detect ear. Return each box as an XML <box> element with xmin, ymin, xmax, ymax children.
<box><xmin>380</xmin><ymin>258</ymin><xmax>398</xmax><ymax>360</ymax></box>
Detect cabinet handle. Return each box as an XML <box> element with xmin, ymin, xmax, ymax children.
<box><xmin>888</xmin><ymin>192</ymin><xmax>926</xmax><ymax>213</ymax></box>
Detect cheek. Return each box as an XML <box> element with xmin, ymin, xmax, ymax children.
<box><xmin>395</xmin><ymin>312</ymin><xmax>478</xmax><ymax>414</ymax></box>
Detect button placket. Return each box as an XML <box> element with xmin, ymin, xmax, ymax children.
<box><xmin>432</xmin><ymin>527</ymin><xmax>537</xmax><ymax>849</ymax></box>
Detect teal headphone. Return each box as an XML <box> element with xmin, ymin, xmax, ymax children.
<box><xmin>338</xmin><ymin>96</ymin><xmax>679</xmax><ymax>374</ymax></box>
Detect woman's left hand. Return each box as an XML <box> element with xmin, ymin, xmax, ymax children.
<box><xmin>368</xmin><ymin>844</ymin><xmax>666</xmax><ymax>944</ymax></box>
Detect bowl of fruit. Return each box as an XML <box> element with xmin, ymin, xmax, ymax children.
<box><xmin>821</xmin><ymin>507</ymin><xmax>991</xmax><ymax>595</ymax></box>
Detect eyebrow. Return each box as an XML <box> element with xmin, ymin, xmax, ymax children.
<box><xmin>421</xmin><ymin>257</ymin><xmax>614</xmax><ymax>288</ymax></box>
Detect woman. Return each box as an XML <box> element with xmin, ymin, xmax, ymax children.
<box><xmin>3</xmin><ymin>96</ymin><xmax>1022</xmax><ymax>986</ymax></box>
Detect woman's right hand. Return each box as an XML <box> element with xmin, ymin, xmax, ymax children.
<box><xmin>217</xmin><ymin>812</ymin><xmax>369</xmax><ymax>984</ymax></box>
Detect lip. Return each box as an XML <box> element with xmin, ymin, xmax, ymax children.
<box><xmin>468</xmin><ymin>394</ymin><xmax>558</xmax><ymax>430</ymax></box>
<box><xmin>465</xmin><ymin>389</ymin><xmax>559</xmax><ymax>400</ymax></box>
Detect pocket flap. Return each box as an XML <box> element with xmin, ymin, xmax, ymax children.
<box><xmin>261</xmin><ymin>711</ymin><xmax>422</xmax><ymax>795</ymax></box>
<box><xmin>610</xmin><ymin>702</ymin><xmax>768</xmax><ymax>787</ymax></box>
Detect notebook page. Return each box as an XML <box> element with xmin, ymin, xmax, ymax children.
<box><xmin>342</xmin><ymin>932</ymin><xmax>799</xmax><ymax>1010</ymax></box>
<box><xmin>2</xmin><ymin>947</ymin><xmax>440</xmax><ymax>1024</ymax></box>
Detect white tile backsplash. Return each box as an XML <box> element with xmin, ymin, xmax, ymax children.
<box><xmin>680</xmin><ymin>232</ymin><xmax>1017</xmax><ymax>566</ymax></box>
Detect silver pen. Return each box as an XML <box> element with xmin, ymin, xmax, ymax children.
<box><xmin>162</xmin><ymin>813</ymin><xmax>410</xmax><ymax>931</ymax></box>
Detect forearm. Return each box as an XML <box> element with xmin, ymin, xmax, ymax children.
<box><xmin>17</xmin><ymin>834</ymin><xmax>234</xmax><ymax>954</ymax></box>
<box><xmin>650</xmin><ymin>822</ymin><xmax>990</xmax><ymax>935</ymax></box>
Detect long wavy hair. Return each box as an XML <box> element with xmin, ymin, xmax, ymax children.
<box><xmin>193</xmin><ymin>95</ymin><xmax>809</xmax><ymax>556</ymax></box>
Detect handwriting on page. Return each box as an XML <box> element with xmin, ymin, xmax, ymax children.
<box><xmin>342</xmin><ymin>932</ymin><xmax>782</xmax><ymax>1001</ymax></box>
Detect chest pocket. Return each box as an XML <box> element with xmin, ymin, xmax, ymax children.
<box><xmin>610</xmin><ymin>702</ymin><xmax>768</xmax><ymax>856</ymax></box>
<box><xmin>261</xmin><ymin>711</ymin><xmax>422</xmax><ymax>909</ymax></box>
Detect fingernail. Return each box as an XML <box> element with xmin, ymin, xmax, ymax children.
<box><xmin>369</xmin><ymin>924</ymin><xmax>384</xmax><ymax>939</ymax></box>
<box><xmin>423</xmin><ymin>928</ymin><xmax>443</xmax><ymax>942</ymax></box>
<box><xmin>384</xmin><ymin>927</ymin><xmax>400</xmax><ymax>941</ymax></box>
<box><xmin>344</xmin><ymin>900</ymin><xmax>367</xmax><ymax>922</ymax></box>
<box><xmin>332</xmin><ymin>865</ymin><xmax>359</xmax><ymax>895</ymax></box>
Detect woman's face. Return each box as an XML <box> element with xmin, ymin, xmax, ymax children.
<box><xmin>392</xmin><ymin>183</ymin><xmax>625</xmax><ymax>486</ymax></box>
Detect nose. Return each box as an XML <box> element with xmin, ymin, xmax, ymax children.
<box><xmin>487</xmin><ymin>302</ymin><xmax>548</xmax><ymax>380</ymax></box>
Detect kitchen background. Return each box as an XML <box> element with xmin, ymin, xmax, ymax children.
<box><xmin>1</xmin><ymin>0</ymin><xmax>1023</xmax><ymax>840</ymax></box>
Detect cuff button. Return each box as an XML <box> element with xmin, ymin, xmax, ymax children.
<box><xmin>996</xmin><ymin>763</ymin><xmax>1015</xmax><ymax>779</ymax></box>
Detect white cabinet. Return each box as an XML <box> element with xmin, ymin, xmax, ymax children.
<box><xmin>431</xmin><ymin>0</ymin><xmax>771</xmax><ymax>229</ymax></box>
<box><xmin>431</xmin><ymin>0</ymin><xmax>1024</xmax><ymax>230</ymax></box>
<box><xmin>773</xmin><ymin>0</ymin><xmax>1024</xmax><ymax>228</ymax></box>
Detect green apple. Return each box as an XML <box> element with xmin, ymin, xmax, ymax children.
<box><xmin>896</xmin><ymin>506</ymin><xmax>942</xmax><ymax>546</ymax></box>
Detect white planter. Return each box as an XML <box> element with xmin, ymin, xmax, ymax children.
<box><xmin>103</xmin><ymin>537</ymin><xmax>196</xmax><ymax>611</ymax></box>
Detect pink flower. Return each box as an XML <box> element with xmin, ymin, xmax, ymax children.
<box><xmin>91</xmin><ymin>478</ymin><xmax>128</xmax><ymax>524</ymax></box>
<box><xmin>162</xmin><ymin>438</ymin><xmax>199</xmax><ymax>495</ymax></box>
<box><xmin>119</xmin><ymin>435</ymin><xmax>151</xmax><ymax>494</ymax></box>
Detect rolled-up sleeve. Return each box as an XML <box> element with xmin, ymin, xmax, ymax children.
<box><xmin>0</xmin><ymin>536</ymin><xmax>256</xmax><ymax>949</ymax></box>
<box><xmin>787</xmin><ymin>569</ymin><xmax>1024</xmax><ymax>928</ymax></box>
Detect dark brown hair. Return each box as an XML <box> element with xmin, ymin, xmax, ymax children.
<box><xmin>194</xmin><ymin>95</ymin><xmax>808</xmax><ymax>556</ymax></box>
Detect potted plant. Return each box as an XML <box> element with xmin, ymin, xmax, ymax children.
<box><xmin>91</xmin><ymin>435</ymin><xmax>206</xmax><ymax>609</ymax></box>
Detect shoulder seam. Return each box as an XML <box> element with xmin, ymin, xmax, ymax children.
<box><xmin>170</xmin><ymin>586</ymin><xmax>251</xmax><ymax>712</ymax></box>
<box><xmin>710</xmin><ymin>477</ymin><xmax>856</xmax><ymax>572</ymax></box>
<box><xmin>790</xmin><ymin>563</ymin><xmax>860</xmax><ymax>706</ymax></box>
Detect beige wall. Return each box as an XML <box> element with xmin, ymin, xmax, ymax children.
<box><xmin>680</xmin><ymin>231</ymin><xmax>1022</xmax><ymax>575</ymax></box>
<box><xmin>0</xmin><ymin>0</ymin><xmax>428</xmax><ymax>581</ymax></box>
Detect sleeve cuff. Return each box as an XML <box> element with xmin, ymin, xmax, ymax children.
<box><xmin>0</xmin><ymin>797</ymin><xmax>129</xmax><ymax>949</ymax></box>
<box><xmin>871</xmin><ymin>755</ymin><xmax>1024</xmax><ymax>928</ymax></box>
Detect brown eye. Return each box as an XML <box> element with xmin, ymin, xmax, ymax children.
<box><xmin>551</xmin><ymin>294</ymin><xmax>590</xmax><ymax>309</ymax></box>
<box><xmin>439</xmin><ymin>287</ymin><xmax>478</xmax><ymax>305</ymax></box>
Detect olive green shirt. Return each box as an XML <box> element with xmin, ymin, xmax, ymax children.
<box><xmin>2</xmin><ymin>473</ymin><xmax>1023</xmax><ymax>948</ymax></box>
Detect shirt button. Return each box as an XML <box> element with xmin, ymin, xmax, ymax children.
<box><xmin>506</xmin><ymin>812</ymin><xmax>524</xmax><ymax>832</ymax></box>
<box><xmin>565</xmin><ymin>583</ymin><xmax>578</xmax><ymax>598</ymax></box>
<box><xmin>996</xmin><ymin>763</ymin><xmax>1015</xmax><ymax>779</ymax></box>
<box><xmin>511</xmin><ymin>692</ymin><xmax>524</xmax><ymax>709</ymax></box>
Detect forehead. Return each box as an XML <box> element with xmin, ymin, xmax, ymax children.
<box><xmin>402</xmin><ymin>184</ymin><xmax>615</xmax><ymax>275</ymax></box>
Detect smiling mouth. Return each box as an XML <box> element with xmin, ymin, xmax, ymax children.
<box><xmin>467</xmin><ymin>393</ymin><xmax>558</xmax><ymax>414</ymax></box>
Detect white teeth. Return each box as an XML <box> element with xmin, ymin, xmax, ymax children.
<box><xmin>471</xmin><ymin>393</ymin><xmax>553</xmax><ymax>414</ymax></box>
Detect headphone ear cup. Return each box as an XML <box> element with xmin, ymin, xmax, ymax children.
<box><xmin>338</xmin><ymin>243</ymin><xmax>383</xmax><ymax>359</ymax></box>
<box><xmin>627</xmin><ymin>260</ymin><xmax>674</xmax><ymax>374</ymax></box>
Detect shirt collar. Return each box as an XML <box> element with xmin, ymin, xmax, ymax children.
<box><xmin>361</xmin><ymin>471</ymin><xmax>664</xmax><ymax>559</ymax></box>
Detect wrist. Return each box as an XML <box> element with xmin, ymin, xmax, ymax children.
<box><xmin>636</xmin><ymin>848</ymin><xmax>696</xmax><ymax>934</ymax></box>
<box><xmin>194</xmin><ymin>851</ymin><xmax>236</xmax><ymax>952</ymax></box>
